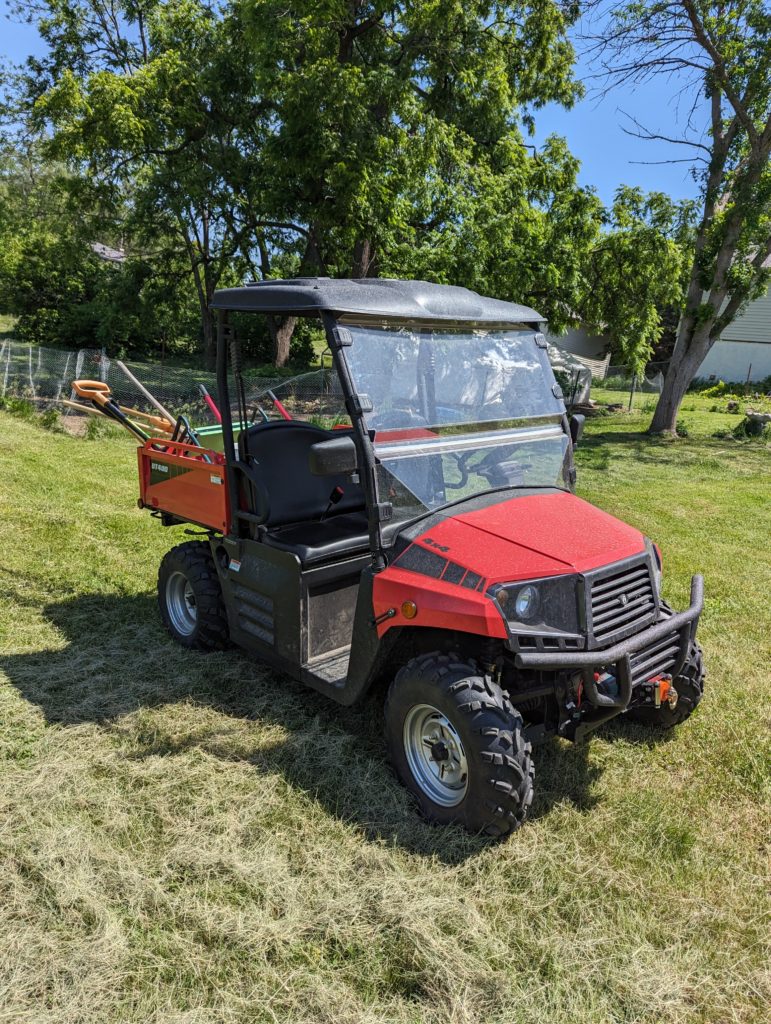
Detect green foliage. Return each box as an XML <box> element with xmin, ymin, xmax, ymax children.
<box><xmin>0</xmin><ymin>395</ymin><xmax>36</xmax><ymax>419</ymax></box>
<box><xmin>0</xmin><ymin>147</ymin><xmax>201</xmax><ymax>354</ymax></box>
<box><xmin>15</xmin><ymin>0</ymin><xmax>605</xmax><ymax>362</ymax></box>
<box><xmin>578</xmin><ymin>186</ymin><xmax>696</xmax><ymax>373</ymax></box>
<box><xmin>83</xmin><ymin>415</ymin><xmax>107</xmax><ymax>440</ymax></box>
<box><xmin>38</xmin><ymin>407</ymin><xmax>63</xmax><ymax>431</ymax></box>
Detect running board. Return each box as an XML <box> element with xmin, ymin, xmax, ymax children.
<box><xmin>303</xmin><ymin>650</ymin><xmax>351</xmax><ymax>689</ymax></box>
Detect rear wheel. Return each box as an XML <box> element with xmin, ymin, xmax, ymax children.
<box><xmin>384</xmin><ymin>654</ymin><xmax>534</xmax><ymax>837</ymax></box>
<box><xmin>626</xmin><ymin>640</ymin><xmax>705</xmax><ymax>728</ymax></box>
<box><xmin>158</xmin><ymin>541</ymin><xmax>229</xmax><ymax>651</ymax></box>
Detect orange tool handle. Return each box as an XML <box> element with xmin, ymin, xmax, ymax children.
<box><xmin>73</xmin><ymin>379</ymin><xmax>111</xmax><ymax>405</ymax></box>
<box><xmin>72</xmin><ymin>380</ymin><xmax>173</xmax><ymax>433</ymax></box>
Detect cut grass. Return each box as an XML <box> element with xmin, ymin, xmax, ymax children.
<box><xmin>0</xmin><ymin>408</ymin><xmax>769</xmax><ymax>1023</ymax></box>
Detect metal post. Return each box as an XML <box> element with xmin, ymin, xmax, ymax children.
<box><xmin>628</xmin><ymin>372</ymin><xmax>637</xmax><ymax>411</ymax></box>
<box><xmin>28</xmin><ymin>346</ymin><xmax>36</xmax><ymax>398</ymax></box>
<box><xmin>2</xmin><ymin>342</ymin><xmax>10</xmax><ymax>396</ymax></box>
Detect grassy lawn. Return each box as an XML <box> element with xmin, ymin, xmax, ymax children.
<box><xmin>0</xmin><ymin>407</ymin><xmax>768</xmax><ymax>1023</ymax></box>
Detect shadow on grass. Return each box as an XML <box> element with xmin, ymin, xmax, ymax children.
<box><xmin>576</xmin><ymin>428</ymin><xmax>681</xmax><ymax>469</ymax></box>
<box><xmin>3</xmin><ymin>591</ymin><xmax>614</xmax><ymax>861</ymax></box>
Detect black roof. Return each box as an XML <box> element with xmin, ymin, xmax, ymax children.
<box><xmin>211</xmin><ymin>277</ymin><xmax>543</xmax><ymax>324</ymax></box>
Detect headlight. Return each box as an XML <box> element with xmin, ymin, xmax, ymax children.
<box><xmin>514</xmin><ymin>585</ymin><xmax>539</xmax><ymax>619</ymax></box>
<box><xmin>490</xmin><ymin>575</ymin><xmax>580</xmax><ymax>635</ymax></box>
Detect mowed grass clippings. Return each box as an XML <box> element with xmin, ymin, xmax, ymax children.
<box><xmin>0</xmin><ymin>408</ymin><xmax>769</xmax><ymax>1024</ymax></box>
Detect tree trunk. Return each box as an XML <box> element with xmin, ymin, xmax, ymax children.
<box><xmin>202</xmin><ymin>310</ymin><xmax>217</xmax><ymax>371</ymax></box>
<box><xmin>648</xmin><ymin>323</ymin><xmax>711</xmax><ymax>434</ymax></box>
<box><xmin>267</xmin><ymin>315</ymin><xmax>297</xmax><ymax>367</ymax></box>
<box><xmin>352</xmin><ymin>237</ymin><xmax>377</xmax><ymax>277</ymax></box>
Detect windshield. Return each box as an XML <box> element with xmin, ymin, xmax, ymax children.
<box><xmin>344</xmin><ymin>323</ymin><xmax>569</xmax><ymax>522</ymax></box>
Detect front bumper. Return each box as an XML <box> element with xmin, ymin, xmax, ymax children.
<box><xmin>515</xmin><ymin>574</ymin><xmax>703</xmax><ymax>724</ymax></box>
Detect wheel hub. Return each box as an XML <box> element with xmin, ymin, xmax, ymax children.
<box><xmin>166</xmin><ymin>571</ymin><xmax>198</xmax><ymax>636</ymax></box>
<box><xmin>403</xmin><ymin>703</ymin><xmax>469</xmax><ymax>807</ymax></box>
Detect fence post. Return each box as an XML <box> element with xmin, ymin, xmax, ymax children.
<box><xmin>70</xmin><ymin>349</ymin><xmax>85</xmax><ymax>402</ymax></box>
<box><xmin>55</xmin><ymin>351</ymin><xmax>72</xmax><ymax>404</ymax></box>
<box><xmin>28</xmin><ymin>345</ymin><xmax>36</xmax><ymax>399</ymax></box>
<box><xmin>2</xmin><ymin>342</ymin><xmax>10</xmax><ymax>397</ymax></box>
<box><xmin>628</xmin><ymin>372</ymin><xmax>637</xmax><ymax>411</ymax></box>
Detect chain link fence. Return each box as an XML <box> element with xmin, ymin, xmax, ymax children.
<box><xmin>0</xmin><ymin>337</ymin><xmax>671</xmax><ymax>437</ymax></box>
<box><xmin>0</xmin><ymin>339</ymin><xmax>289</xmax><ymax>433</ymax></box>
<box><xmin>573</xmin><ymin>358</ymin><xmax>670</xmax><ymax>413</ymax></box>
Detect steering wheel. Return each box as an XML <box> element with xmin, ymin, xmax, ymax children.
<box><xmin>370</xmin><ymin>409</ymin><xmax>428</xmax><ymax>430</ymax></box>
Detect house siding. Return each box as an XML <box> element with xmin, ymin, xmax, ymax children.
<box><xmin>721</xmin><ymin>285</ymin><xmax>771</xmax><ymax>344</ymax></box>
<box><xmin>699</xmin><ymin>340</ymin><xmax>771</xmax><ymax>382</ymax></box>
<box><xmin>545</xmin><ymin>325</ymin><xmax>608</xmax><ymax>359</ymax></box>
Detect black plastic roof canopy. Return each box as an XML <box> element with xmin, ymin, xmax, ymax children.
<box><xmin>211</xmin><ymin>277</ymin><xmax>543</xmax><ymax>325</ymax></box>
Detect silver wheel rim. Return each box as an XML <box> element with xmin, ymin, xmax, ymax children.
<box><xmin>403</xmin><ymin>703</ymin><xmax>469</xmax><ymax>807</ymax></box>
<box><xmin>166</xmin><ymin>571</ymin><xmax>197</xmax><ymax>636</ymax></box>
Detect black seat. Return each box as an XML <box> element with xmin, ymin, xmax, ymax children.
<box><xmin>238</xmin><ymin>421</ymin><xmax>369</xmax><ymax>566</ymax></box>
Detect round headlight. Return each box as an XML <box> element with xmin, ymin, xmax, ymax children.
<box><xmin>514</xmin><ymin>584</ymin><xmax>539</xmax><ymax>619</ymax></box>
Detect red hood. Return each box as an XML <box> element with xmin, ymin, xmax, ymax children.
<box><xmin>412</xmin><ymin>491</ymin><xmax>645</xmax><ymax>584</ymax></box>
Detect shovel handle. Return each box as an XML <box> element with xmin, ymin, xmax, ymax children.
<box><xmin>73</xmin><ymin>379</ymin><xmax>111</xmax><ymax>404</ymax></box>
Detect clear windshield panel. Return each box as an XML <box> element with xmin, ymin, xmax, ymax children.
<box><xmin>344</xmin><ymin>324</ymin><xmax>564</xmax><ymax>428</ymax></box>
<box><xmin>246</xmin><ymin>367</ymin><xmax>350</xmax><ymax>428</ymax></box>
<box><xmin>345</xmin><ymin>324</ymin><xmax>568</xmax><ymax>519</ymax></box>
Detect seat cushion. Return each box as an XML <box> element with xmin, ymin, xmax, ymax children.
<box><xmin>262</xmin><ymin>511</ymin><xmax>370</xmax><ymax>567</ymax></box>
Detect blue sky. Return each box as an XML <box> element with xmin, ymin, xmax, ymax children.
<box><xmin>1</xmin><ymin>1</ymin><xmax>704</xmax><ymax>207</ymax></box>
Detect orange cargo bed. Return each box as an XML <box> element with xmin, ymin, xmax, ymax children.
<box><xmin>137</xmin><ymin>439</ymin><xmax>231</xmax><ymax>533</ymax></box>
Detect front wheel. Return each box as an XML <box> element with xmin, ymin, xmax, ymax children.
<box><xmin>384</xmin><ymin>654</ymin><xmax>534</xmax><ymax>837</ymax></box>
<box><xmin>158</xmin><ymin>541</ymin><xmax>229</xmax><ymax>651</ymax></box>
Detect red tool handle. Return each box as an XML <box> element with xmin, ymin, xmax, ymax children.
<box><xmin>197</xmin><ymin>383</ymin><xmax>222</xmax><ymax>424</ymax></box>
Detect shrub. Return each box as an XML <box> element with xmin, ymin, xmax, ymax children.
<box><xmin>676</xmin><ymin>419</ymin><xmax>690</xmax><ymax>437</ymax></box>
<box><xmin>38</xmin><ymin>407</ymin><xmax>63</xmax><ymax>432</ymax></box>
<box><xmin>0</xmin><ymin>395</ymin><xmax>36</xmax><ymax>419</ymax></box>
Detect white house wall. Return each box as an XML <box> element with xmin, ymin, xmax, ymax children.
<box><xmin>699</xmin><ymin>284</ymin><xmax>771</xmax><ymax>382</ymax></box>
<box><xmin>699</xmin><ymin>340</ymin><xmax>771</xmax><ymax>382</ymax></box>
<box><xmin>722</xmin><ymin>285</ymin><xmax>771</xmax><ymax>344</ymax></box>
<box><xmin>545</xmin><ymin>325</ymin><xmax>608</xmax><ymax>359</ymax></box>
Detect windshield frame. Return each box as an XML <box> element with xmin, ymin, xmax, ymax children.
<box><xmin>334</xmin><ymin>315</ymin><xmax>574</xmax><ymax>542</ymax></box>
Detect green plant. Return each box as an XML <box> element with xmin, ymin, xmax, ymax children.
<box><xmin>84</xmin><ymin>415</ymin><xmax>106</xmax><ymax>440</ymax></box>
<box><xmin>676</xmin><ymin>419</ymin><xmax>690</xmax><ymax>437</ymax></box>
<box><xmin>0</xmin><ymin>394</ymin><xmax>36</xmax><ymax>419</ymax></box>
<box><xmin>38</xmin><ymin>407</ymin><xmax>63</xmax><ymax>432</ymax></box>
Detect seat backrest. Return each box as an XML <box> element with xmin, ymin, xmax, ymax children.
<box><xmin>238</xmin><ymin>421</ymin><xmax>365</xmax><ymax>528</ymax></box>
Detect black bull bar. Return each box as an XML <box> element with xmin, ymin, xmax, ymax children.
<box><xmin>515</xmin><ymin>575</ymin><xmax>704</xmax><ymax>727</ymax></box>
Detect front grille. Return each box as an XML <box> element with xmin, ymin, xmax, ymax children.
<box><xmin>588</xmin><ymin>558</ymin><xmax>656</xmax><ymax>646</ymax></box>
<box><xmin>630</xmin><ymin>606</ymin><xmax>679</xmax><ymax>684</ymax></box>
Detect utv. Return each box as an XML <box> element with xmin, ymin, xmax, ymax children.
<box><xmin>139</xmin><ymin>278</ymin><xmax>704</xmax><ymax>837</ymax></box>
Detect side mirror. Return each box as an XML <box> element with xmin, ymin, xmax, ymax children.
<box><xmin>309</xmin><ymin>435</ymin><xmax>358</xmax><ymax>476</ymax></box>
<box><xmin>569</xmin><ymin>414</ymin><xmax>585</xmax><ymax>447</ymax></box>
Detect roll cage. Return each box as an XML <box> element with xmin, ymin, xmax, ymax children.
<box><xmin>212</xmin><ymin>278</ymin><xmax>576</xmax><ymax>571</ymax></box>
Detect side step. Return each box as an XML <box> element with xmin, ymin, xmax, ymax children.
<box><xmin>304</xmin><ymin>649</ymin><xmax>351</xmax><ymax>689</ymax></box>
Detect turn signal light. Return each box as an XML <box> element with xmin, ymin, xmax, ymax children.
<box><xmin>401</xmin><ymin>600</ymin><xmax>418</xmax><ymax>619</ymax></box>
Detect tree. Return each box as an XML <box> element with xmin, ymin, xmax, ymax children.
<box><xmin>579</xmin><ymin>186</ymin><xmax>696</xmax><ymax>370</ymax></box>
<box><xmin>12</xmin><ymin>1</ymin><xmax>607</xmax><ymax>365</ymax></box>
<box><xmin>18</xmin><ymin>0</ymin><xmax>283</xmax><ymax>365</ymax></box>
<box><xmin>237</xmin><ymin>0</ymin><xmax>604</xmax><ymax>334</ymax></box>
<box><xmin>588</xmin><ymin>1</ymin><xmax>771</xmax><ymax>433</ymax></box>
